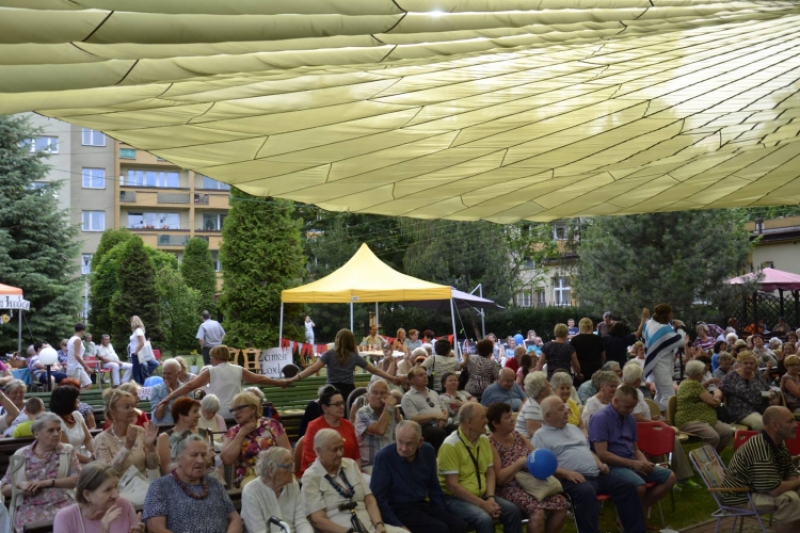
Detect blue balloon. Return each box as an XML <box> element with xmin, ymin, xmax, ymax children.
<box><xmin>527</xmin><ymin>449</ymin><xmax>558</xmax><ymax>480</ymax></box>
<box><xmin>513</xmin><ymin>334</ymin><xmax>525</xmax><ymax>346</ymax></box>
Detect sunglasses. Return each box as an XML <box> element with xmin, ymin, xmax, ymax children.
<box><xmin>426</xmin><ymin>400</ymin><xmax>436</xmax><ymax>408</ymax></box>
<box><xmin>230</xmin><ymin>405</ymin><xmax>251</xmax><ymax>413</ymax></box>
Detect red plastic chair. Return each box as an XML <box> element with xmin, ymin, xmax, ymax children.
<box><xmin>83</xmin><ymin>355</ymin><xmax>112</xmax><ymax>389</ymax></box>
<box><xmin>733</xmin><ymin>430</ymin><xmax>759</xmax><ymax>451</ymax></box>
<box><xmin>636</xmin><ymin>421</ymin><xmax>674</xmax><ymax>525</ymax></box>
<box><xmin>784</xmin><ymin>425</ymin><xmax>800</xmax><ymax>456</ymax></box>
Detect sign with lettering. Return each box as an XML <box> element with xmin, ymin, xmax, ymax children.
<box><xmin>260</xmin><ymin>347</ymin><xmax>293</xmax><ymax>378</ymax></box>
<box><xmin>0</xmin><ymin>296</ymin><xmax>29</xmax><ymax>311</ymax></box>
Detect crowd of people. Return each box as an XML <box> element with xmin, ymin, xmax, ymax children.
<box><xmin>5</xmin><ymin>307</ymin><xmax>800</xmax><ymax>533</ymax></box>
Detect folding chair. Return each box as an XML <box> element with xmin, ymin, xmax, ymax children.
<box><xmin>688</xmin><ymin>445</ymin><xmax>769</xmax><ymax>533</ymax></box>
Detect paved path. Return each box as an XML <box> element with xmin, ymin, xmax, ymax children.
<box><xmin>679</xmin><ymin>517</ymin><xmax>772</xmax><ymax>532</ymax></box>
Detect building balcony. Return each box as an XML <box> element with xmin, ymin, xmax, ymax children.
<box><xmin>193</xmin><ymin>193</ymin><xmax>230</xmax><ymax>209</ymax></box>
<box><xmin>118</xmin><ymin>145</ymin><xmax>177</xmax><ymax>167</ymax></box>
<box><xmin>119</xmin><ymin>189</ymin><xmax>193</xmax><ymax>208</ymax></box>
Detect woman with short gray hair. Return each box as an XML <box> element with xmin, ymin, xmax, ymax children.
<box><xmin>515</xmin><ymin>371</ymin><xmax>551</xmax><ymax>439</ymax></box>
<box><xmin>675</xmin><ymin>360</ymin><xmax>733</xmax><ymax>451</ymax></box>
<box><xmin>550</xmin><ymin>372</ymin><xmax>583</xmax><ymax>429</ymax></box>
<box><xmin>580</xmin><ymin>371</ymin><xmax>620</xmax><ymax>427</ymax></box>
<box><xmin>198</xmin><ymin>394</ymin><xmax>226</xmax><ymax>451</ymax></box>
<box><xmin>242</xmin><ymin>448</ymin><xmax>312</xmax><ymax>533</ymax></box>
<box><xmin>0</xmin><ymin>379</ymin><xmax>24</xmax><ymax>437</ymax></box>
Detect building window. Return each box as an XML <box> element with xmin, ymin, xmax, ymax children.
<box><xmin>27</xmin><ymin>181</ymin><xmax>48</xmax><ymax>191</ymax></box>
<box><xmin>201</xmin><ymin>176</ymin><xmax>230</xmax><ymax>190</ymax></box>
<box><xmin>81</xmin><ymin>254</ymin><xmax>93</xmax><ymax>275</ymax></box>
<box><xmin>125</xmin><ymin>170</ymin><xmax>179</xmax><ymax>188</ymax></box>
<box><xmin>517</xmin><ymin>291</ymin><xmax>532</xmax><ymax>307</ymax></box>
<box><xmin>762</xmin><ymin>261</ymin><xmax>774</xmax><ymax>269</ymax></box>
<box><xmin>127</xmin><ymin>212</ymin><xmax>180</xmax><ymax>230</ymax></box>
<box><xmin>552</xmin><ymin>225</ymin><xmax>568</xmax><ymax>241</ymax></box>
<box><xmin>119</xmin><ymin>148</ymin><xmax>136</xmax><ymax>159</ymax></box>
<box><xmin>81</xmin><ymin>211</ymin><xmax>105</xmax><ymax>232</ymax></box>
<box><xmin>211</xmin><ymin>251</ymin><xmax>220</xmax><ymax>272</ymax></box>
<box><xmin>82</xmin><ymin>168</ymin><xmax>106</xmax><ymax>189</ymax></box>
<box><xmin>553</xmin><ymin>277</ymin><xmax>572</xmax><ymax>306</ymax></box>
<box><xmin>22</xmin><ymin>136</ymin><xmax>59</xmax><ymax>153</ymax></box>
<box><xmin>536</xmin><ymin>290</ymin><xmax>546</xmax><ymax>306</ymax></box>
<box><xmin>202</xmin><ymin>213</ymin><xmax>226</xmax><ymax>231</ymax></box>
<box><xmin>82</xmin><ymin>129</ymin><xmax>106</xmax><ymax>147</ymax></box>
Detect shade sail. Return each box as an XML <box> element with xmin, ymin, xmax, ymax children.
<box><xmin>282</xmin><ymin>243</ymin><xmax>452</xmax><ymax>303</ymax></box>
<box><xmin>3</xmin><ymin>1</ymin><xmax>800</xmax><ymax>222</ymax></box>
<box><xmin>728</xmin><ymin>268</ymin><xmax>800</xmax><ymax>292</ymax></box>
<box><xmin>0</xmin><ymin>284</ymin><xmax>22</xmax><ymax>296</ymax></box>
<box><xmin>404</xmin><ymin>288</ymin><xmax>503</xmax><ymax>311</ymax></box>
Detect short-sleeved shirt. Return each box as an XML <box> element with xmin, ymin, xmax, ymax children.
<box><xmin>149</xmin><ymin>381</ymin><xmax>186</xmax><ymax>425</ymax></box>
<box><xmin>541</xmin><ymin>341</ymin><xmax>576</xmax><ymax>379</ymax></box>
<box><xmin>675</xmin><ymin>379</ymin><xmax>717</xmax><ymax>426</ymax></box>
<box><xmin>588</xmin><ymin>404</ymin><xmax>637</xmax><ymax>460</ymax></box>
<box><xmin>143</xmin><ymin>474</ymin><xmax>235</xmax><ymax>533</ymax></box>
<box><xmin>719</xmin><ymin>371</ymin><xmax>770</xmax><ymax>423</ymax></box>
<box><xmin>225</xmin><ymin>417</ymin><xmax>287</xmax><ymax>487</ymax></box>
<box><xmin>533</xmin><ymin>424</ymin><xmax>599</xmax><ymax>476</ymax></box>
<box><xmin>421</xmin><ymin>355</ymin><xmax>460</xmax><ymax>391</ymax></box>
<box><xmin>401</xmin><ymin>388</ymin><xmax>443</xmax><ymax>424</ymax></box>
<box><xmin>581</xmin><ymin>395</ymin><xmax>605</xmax><ymax>427</ymax></box>
<box><xmin>301</xmin><ymin>458</ymin><xmax>372</xmax><ymax>530</ymax></box>
<box><xmin>196</xmin><ymin>319</ymin><xmax>226</xmax><ymax>347</ymax></box>
<box><xmin>603</xmin><ymin>335</ymin><xmax>637</xmax><ymax>367</ymax></box>
<box><xmin>721</xmin><ymin>432</ymin><xmax>797</xmax><ymax>506</ymax></box>
<box><xmin>301</xmin><ymin>416</ymin><xmax>360</xmax><ymax>476</ymax></box>
<box><xmin>354</xmin><ymin>404</ymin><xmax>397</xmax><ymax>466</ymax></box>
<box><xmin>321</xmin><ymin>350</ymin><xmax>368</xmax><ymax>385</ymax></box>
<box><xmin>571</xmin><ymin>334</ymin><xmax>605</xmax><ymax>379</ymax></box>
<box><xmin>566</xmin><ymin>398</ymin><xmax>582</xmax><ymax>427</ymax></box>
<box><xmin>515</xmin><ymin>398</ymin><xmax>542</xmax><ymax>438</ymax></box>
<box><xmin>437</xmin><ymin>428</ymin><xmax>494</xmax><ymax>497</ymax></box>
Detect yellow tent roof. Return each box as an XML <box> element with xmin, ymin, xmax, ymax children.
<box><xmin>3</xmin><ymin>1</ymin><xmax>800</xmax><ymax>222</ymax></box>
<box><xmin>282</xmin><ymin>243</ymin><xmax>451</xmax><ymax>303</ymax></box>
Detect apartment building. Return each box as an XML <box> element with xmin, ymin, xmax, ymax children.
<box><xmin>515</xmin><ymin>223</ymin><xmax>579</xmax><ymax>308</ymax></box>
<box><xmin>747</xmin><ymin>215</ymin><xmax>800</xmax><ymax>275</ymax></box>
<box><xmin>20</xmin><ymin>115</ymin><xmax>230</xmax><ymax>315</ymax></box>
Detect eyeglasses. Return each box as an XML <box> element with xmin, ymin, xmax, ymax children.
<box><xmin>327</xmin><ymin>402</ymin><xmax>345</xmax><ymax>407</ymax></box>
<box><xmin>426</xmin><ymin>400</ymin><xmax>436</xmax><ymax>408</ymax></box>
<box><xmin>278</xmin><ymin>462</ymin><xmax>295</xmax><ymax>470</ymax></box>
<box><xmin>230</xmin><ymin>405</ymin><xmax>250</xmax><ymax>413</ymax></box>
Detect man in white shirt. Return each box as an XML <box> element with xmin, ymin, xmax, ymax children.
<box><xmin>96</xmin><ymin>334</ymin><xmax>133</xmax><ymax>386</ymax></box>
<box><xmin>197</xmin><ymin>310</ymin><xmax>226</xmax><ymax>366</ymax></box>
<box><xmin>305</xmin><ymin>316</ymin><xmax>315</xmax><ymax>345</ymax></box>
<box><xmin>401</xmin><ymin>367</ymin><xmax>451</xmax><ymax>451</ymax></box>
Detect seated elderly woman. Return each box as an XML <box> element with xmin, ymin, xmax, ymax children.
<box><xmin>486</xmin><ymin>402</ymin><xmax>569</xmax><ymax>533</ymax></box>
<box><xmin>0</xmin><ymin>379</ymin><xmax>25</xmax><ymax>437</ymax></box>
<box><xmin>577</xmin><ymin>361</ymin><xmax>621</xmax><ymax>405</ymax></box>
<box><xmin>717</xmin><ymin>351</ymin><xmax>779</xmax><ymax>431</ymax></box>
<box><xmin>1</xmin><ymin>412</ymin><xmax>80</xmax><ymax>533</ymax></box>
<box><xmin>580</xmin><ymin>371</ymin><xmax>621</xmax><ymax>427</ymax></box>
<box><xmin>675</xmin><ymin>360</ymin><xmax>733</xmax><ymax>452</ymax></box>
<box><xmin>198</xmin><ymin>394</ymin><xmax>227</xmax><ymax>451</ymax></box>
<box><xmin>144</xmin><ymin>434</ymin><xmax>242</xmax><ymax>533</ymax></box>
<box><xmin>439</xmin><ymin>371</ymin><xmax>476</xmax><ymax>425</ymax></box>
<box><xmin>102</xmin><ymin>382</ymin><xmax>149</xmax><ymax>430</ymax></box>
<box><xmin>550</xmin><ymin>372</ymin><xmax>584</xmax><ymax>431</ymax></box>
<box><xmin>301</xmin><ymin>387</ymin><xmax>361</xmax><ymax>477</ymax></box>
<box><xmin>94</xmin><ymin>390</ymin><xmax>159</xmax><ymax>479</ymax></box>
<box><xmin>515</xmin><ymin>371</ymin><xmax>550</xmax><ymax>439</ymax></box>
<box><xmin>780</xmin><ymin>355</ymin><xmax>800</xmax><ymax>412</ymax></box>
<box><xmin>301</xmin><ymin>429</ymin><xmax>404</xmax><ymax>533</ymax></box>
<box><xmin>222</xmin><ymin>391</ymin><xmax>291</xmax><ymax>488</ymax></box>
<box><xmin>54</xmin><ymin>462</ymin><xmax>144</xmax><ymax>533</ymax></box>
<box><xmin>241</xmin><ymin>447</ymin><xmax>313</xmax><ymax>533</ymax></box>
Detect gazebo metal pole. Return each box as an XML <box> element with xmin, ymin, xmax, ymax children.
<box><xmin>795</xmin><ymin>291</ymin><xmax>800</xmax><ymax>328</ymax></box>
<box><xmin>17</xmin><ymin>310</ymin><xmax>22</xmax><ymax>354</ymax></box>
<box><xmin>780</xmin><ymin>290</ymin><xmax>785</xmax><ymax>318</ymax></box>
<box><xmin>278</xmin><ymin>303</ymin><xmax>284</xmax><ymax>346</ymax></box>
<box><xmin>375</xmin><ymin>302</ymin><xmax>379</xmax><ymax>331</ymax></box>
<box><xmin>350</xmin><ymin>302</ymin><xmax>354</xmax><ymax>332</ymax></box>
<box><xmin>753</xmin><ymin>292</ymin><xmax>758</xmax><ymax>330</ymax></box>
<box><xmin>450</xmin><ymin>299</ymin><xmax>459</xmax><ymax>361</ymax></box>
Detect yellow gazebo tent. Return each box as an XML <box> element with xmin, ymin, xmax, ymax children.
<box><xmin>280</xmin><ymin>243</ymin><xmax>459</xmax><ymax>349</ymax></box>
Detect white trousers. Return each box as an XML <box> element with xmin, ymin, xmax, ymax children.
<box><xmin>651</xmin><ymin>354</ymin><xmax>675</xmax><ymax>411</ymax></box>
<box><xmin>103</xmin><ymin>362</ymin><xmax>133</xmax><ymax>386</ymax></box>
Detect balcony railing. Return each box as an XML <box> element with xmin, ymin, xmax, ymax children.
<box><xmin>158</xmin><ymin>234</ymin><xmax>191</xmax><ymax>246</ymax></box>
<box><xmin>120</xmin><ymin>191</ymin><xmax>137</xmax><ymax>202</ymax></box>
<box><xmin>119</xmin><ymin>148</ymin><xmax>137</xmax><ymax>159</ymax></box>
<box><xmin>158</xmin><ymin>192</ymin><xmax>190</xmax><ymax>204</ymax></box>
<box><xmin>194</xmin><ymin>194</ymin><xmax>209</xmax><ymax>205</ymax></box>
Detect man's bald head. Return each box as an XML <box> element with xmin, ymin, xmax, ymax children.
<box><xmin>498</xmin><ymin>367</ymin><xmax>516</xmax><ymax>390</ymax></box>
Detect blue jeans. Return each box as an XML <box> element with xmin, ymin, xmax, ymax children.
<box><xmin>561</xmin><ymin>474</ymin><xmax>646</xmax><ymax>533</ymax></box>
<box><xmin>445</xmin><ymin>495</ymin><xmax>522</xmax><ymax>533</ymax></box>
<box><xmin>130</xmin><ymin>352</ymin><xmax>159</xmax><ymax>385</ymax></box>
<box><xmin>608</xmin><ymin>465</ymin><xmax>672</xmax><ymax>487</ymax></box>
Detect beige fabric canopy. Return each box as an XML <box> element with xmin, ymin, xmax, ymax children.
<box><xmin>3</xmin><ymin>1</ymin><xmax>800</xmax><ymax>222</ymax></box>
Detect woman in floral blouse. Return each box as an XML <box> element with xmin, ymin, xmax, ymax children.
<box><xmin>221</xmin><ymin>392</ymin><xmax>291</xmax><ymax>488</ymax></box>
<box><xmin>717</xmin><ymin>351</ymin><xmax>779</xmax><ymax>431</ymax></box>
<box><xmin>1</xmin><ymin>413</ymin><xmax>80</xmax><ymax>533</ymax></box>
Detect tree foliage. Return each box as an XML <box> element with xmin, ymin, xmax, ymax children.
<box><xmin>89</xmin><ymin>228</ymin><xmax>134</xmax><ymax>335</ymax></box>
<box><xmin>0</xmin><ymin>115</ymin><xmax>81</xmax><ymax>351</ymax></box>
<box><xmin>181</xmin><ymin>237</ymin><xmax>216</xmax><ymax>316</ymax></box>
<box><xmin>220</xmin><ymin>190</ymin><xmax>305</xmax><ymax>347</ymax></box>
<box><xmin>157</xmin><ymin>266</ymin><xmax>201</xmax><ymax>357</ymax></box>
<box><xmin>109</xmin><ymin>236</ymin><xmax>162</xmax><ymax>344</ymax></box>
<box><xmin>574</xmin><ymin>210</ymin><xmax>753</xmax><ymax>325</ymax></box>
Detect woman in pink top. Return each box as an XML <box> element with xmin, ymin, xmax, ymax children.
<box><xmin>54</xmin><ymin>462</ymin><xmax>144</xmax><ymax>533</ymax></box>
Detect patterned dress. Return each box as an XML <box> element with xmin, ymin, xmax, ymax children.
<box><xmin>225</xmin><ymin>417</ymin><xmax>286</xmax><ymax>487</ymax></box>
<box><xmin>488</xmin><ymin>432</ymin><xmax>570</xmax><ymax>514</ymax></box>
<box><xmin>2</xmin><ymin>443</ymin><xmax>80</xmax><ymax>533</ymax></box>
<box><xmin>465</xmin><ymin>355</ymin><xmax>499</xmax><ymax>398</ymax></box>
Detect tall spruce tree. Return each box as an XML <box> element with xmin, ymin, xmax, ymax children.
<box><xmin>89</xmin><ymin>228</ymin><xmax>134</xmax><ymax>335</ymax></box>
<box><xmin>220</xmin><ymin>190</ymin><xmax>305</xmax><ymax>347</ymax></box>
<box><xmin>575</xmin><ymin>210</ymin><xmax>752</xmax><ymax>325</ymax></box>
<box><xmin>181</xmin><ymin>237</ymin><xmax>216</xmax><ymax>316</ymax></box>
<box><xmin>0</xmin><ymin>115</ymin><xmax>81</xmax><ymax>351</ymax></box>
<box><xmin>109</xmin><ymin>236</ymin><xmax>161</xmax><ymax>344</ymax></box>
<box><xmin>157</xmin><ymin>266</ymin><xmax>201</xmax><ymax>357</ymax></box>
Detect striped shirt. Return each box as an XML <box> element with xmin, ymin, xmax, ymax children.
<box><xmin>720</xmin><ymin>432</ymin><xmax>797</xmax><ymax>506</ymax></box>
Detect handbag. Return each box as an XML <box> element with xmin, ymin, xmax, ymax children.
<box><xmin>137</xmin><ymin>341</ymin><xmax>156</xmax><ymax>364</ymax></box>
<box><xmin>514</xmin><ymin>471</ymin><xmax>563</xmax><ymax>501</ymax></box>
<box><xmin>118</xmin><ymin>465</ymin><xmax>158</xmax><ymax>506</ymax></box>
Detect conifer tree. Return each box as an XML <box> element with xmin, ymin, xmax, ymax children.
<box><xmin>181</xmin><ymin>237</ymin><xmax>216</xmax><ymax>316</ymax></box>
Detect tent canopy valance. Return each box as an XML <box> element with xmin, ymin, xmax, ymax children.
<box><xmin>727</xmin><ymin>268</ymin><xmax>800</xmax><ymax>292</ymax></box>
<box><xmin>281</xmin><ymin>243</ymin><xmax>452</xmax><ymax>304</ymax></box>
<box><xmin>0</xmin><ymin>284</ymin><xmax>22</xmax><ymax>296</ymax></box>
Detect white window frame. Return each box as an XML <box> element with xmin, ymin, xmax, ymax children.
<box><xmin>552</xmin><ymin>225</ymin><xmax>567</xmax><ymax>241</ymax></box>
<box><xmin>125</xmin><ymin>170</ymin><xmax>180</xmax><ymax>188</ymax></box>
<box><xmin>553</xmin><ymin>277</ymin><xmax>572</xmax><ymax>306</ymax></box>
<box><xmin>23</xmin><ymin>136</ymin><xmax>59</xmax><ymax>153</ymax></box>
<box><xmin>202</xmin><ymin>213</ymin><xmax>226</xmax><ymax>231</ymax></box>
<box><xmin>211</xmin><ymin>251</ymin><xmax>221</xmax><ymax>272</ymax></box>
<box><xmin>517</xmin><ymin>290</ymin><xmax>532</xmax><ymax>307</ymax></box>
<box><xmin>536</xmin><ymin>290</ymin><xmax>546</xmax><ymax>306</ymax></box>
<box><xmin>127</xmin><ymin>212</ymin><xmax>181</xmax><ymax>230</ymax></box>
<box><xmin>82</xmin><ymin>128</ymin><xmax>106</xmax><ymax>147</ymax></box>
<box><xmin>201</xmin><ymin>175</ymin><xmax>230</xmax><ymax>190</ymax></box>
<box><xmin>82</xmin><ymin>211</ymin><xmax>105</xmax><ymax>232</ymax></box>
<box><xmin>81</xmin><ymin>168</ymin><xmax>106</xmax><ymax>189</ymax></box>
<box><xmin>81</xmin><ymin>254</ymin><xmax>93</xmax><ymax>275</ymax></box>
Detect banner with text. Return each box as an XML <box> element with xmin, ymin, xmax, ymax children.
<box><xmin>0</xmin><ymin>296</ymin><xmax>30</xmax><ymax>311</ymax></box>
<box><xmin>260</xmin><ymin>347</ymin><xmax>293</xmax><ymax>378</ymax></box>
